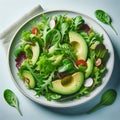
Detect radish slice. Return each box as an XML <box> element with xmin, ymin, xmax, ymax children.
<box><xmin>84</xmin><ymin>78</ymin><xmax>93</xmax><ymax>87</ymax></box>
<box><xmin>49</xmin><ymin>19</ymin><xmax>56</xmax><ymax>29</ymax></box>
<box><xmin>95</xmin><ymin>58</ymin><xmax>102</xmax><ymax>67</ymax></box>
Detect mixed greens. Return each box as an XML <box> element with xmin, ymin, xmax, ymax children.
<box><xmin>14</xmin><ymin>14</ymin><xmax>109</xmax><ymax>101</ymax></box>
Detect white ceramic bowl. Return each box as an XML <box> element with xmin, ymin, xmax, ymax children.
<box><xmin>8</xmin><ymin>10</ymin><xmax>114</xmax><ymax>108</ymax></box>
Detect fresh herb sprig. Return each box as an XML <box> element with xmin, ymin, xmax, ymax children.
<box><xmin>95</xmin><ymin>10</ymin><xmax>118</xmax><ymax>35</ymax></box>
<box><xmin>3</xmin><ymin>89</ymin><xmax>22</xmax><ymax>116</ymax></box>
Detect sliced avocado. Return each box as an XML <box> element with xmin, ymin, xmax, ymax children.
<box><xmin>49</xmin><ymin>72</ymin><xmax>84</xmax><ymax>95</ymax></box>
<box><xmin>69</xmin><ymin>31</ymin><xmax>88</xmax><ymax>60</ymax></box>
<box><xmin>85</xmin><ymin>58</ymin><xmax>94</xmax><ymax>78</ymax></box>
<box><xmin>22</xmin><ymin>70</ymin><xmax>35</xmax><ymax>89</ymax></box>
<box><xmin>31</xmin><ymin>42</ymin><xmax>40</xmax><ymax>65</ymax></box>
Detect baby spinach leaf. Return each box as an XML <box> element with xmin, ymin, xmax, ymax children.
<box><xmin>87</xmin><ymin>89</ymin><xmax>117</xmax><ymax>114</ymax></box>
<box><xmin>95</xmin><ymin>10</ymin><xmax>118</xmax><ymax>35</ymax></box>
<box><xmin>3</xmin><ymin>89</ymin><xmax>22</xmax><ymax>116</ymax></box>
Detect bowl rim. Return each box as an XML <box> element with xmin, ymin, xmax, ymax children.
<box><xmin>7</xmin><ymin>9</ymin><xmax>114</xmax><ymax>108</ymax></box>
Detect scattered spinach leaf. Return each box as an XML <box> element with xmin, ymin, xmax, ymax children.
<box><xmin>3</xmin><ymin>89</ymin><xmax>22</xmax><ymax>116</ymax></box>
<box><xmin>95</xmin><ymin>10</ymin><xmax>118</xmax><ymax>35</ymax></box>
<box><xmin>87</xmin><ymin>89</ymin><xmax>117</xmax><ymax>114</ymax></box>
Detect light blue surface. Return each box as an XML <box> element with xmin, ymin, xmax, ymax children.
<box><xmin>0</xmin><ymin>0</ymin><xmax>120</xmax><ymax>120</ymax></box>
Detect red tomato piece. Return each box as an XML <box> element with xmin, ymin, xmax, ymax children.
<box><xmin>31</xmin><ymin>27</ymin><xmax>39</xmax><ymax>35</ymax></box>
<box><xmin>76</xmin><ymin>59</ymin><xmax>87</xmax><ymax>66</ymax></box>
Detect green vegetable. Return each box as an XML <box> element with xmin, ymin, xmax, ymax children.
<box><xmin>72</xmin><ymin>16</ymin><xmax>84</xmax><ymax>30</ymax></box>
<box><xmin>95</xmin><ymin>10</ymin><xmax>118</xmax><ymax>35</ymax></box>
<box><xmin>87</xmin><ymin>89</ymin><xmax>117</xmax><ymax>114</ymax></box>
<box><xmin>22</xmin><ymin>31</ymin><xmax>31</xmax><ymax>41</ymax></box>
<box><xmin>80</xmin><ymin>30</ymin><xmax>103</xmax><ymax>47</ymax></box>
<box><xmin>3</xmin><ymin>89</ymin><xmax>22</xmax><ymax>116</ymax></box>
<box><xmin>58</xmin><ymin>59</ymin><xmax>74</xmax><ymax>72</ymax></box>
<box><xmin>45</xmin><ymin>92</ymin><xmax>61</xmax><ymax>101</ymax></box>
<box><xmin>45</xmin><ymin>29</ymin><xmax>61</xmax><ymax>47</ymax></box>
<box><xmin>36</xmin><ymin>54</ymin><xmax>55</xmax><ymax>74</ymax></box>
<box><xmin>95</xmin><ymin>44</ymin><xmax>108</xmax><ymax>59</ymax></box>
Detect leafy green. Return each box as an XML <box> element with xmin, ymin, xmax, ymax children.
<box><xmin>45</xmin><ymin>92</ymin><xmax>61</xmax><ymax>101</ymax></box>
<box><xmin>60</xmin><ymin>43</ymin><xmax>76</xmax><ymax>61</ymax></box>
<box><xmin>80</xmin><ymin>30</ymin><xmax>103</xmax><ymax>47</ymax></box>
<box><xmin>4</xmin><ymin>89</ymin><xmax>22</xmax><ymax>116</ymax></box>
<box><xmin>91</xmin><ymin>66</ymin><xmax>106</xmax><ymax>90</ymax></box>
<box><xmin>21</xmin><ymin>31</ymin><xmax>31</xmax><ymax>41</ymax></box>
<box><xmin>45</xmin><ymin>29</ymin><xmax>61</xmax><ymax>47</ymax></box>
<box><xmin>35</xmin><ymin>71</ymin><xmax>54</xmax><ymax>95</ymax></box>
<box><xmin>87</xmin><ymin>89</ymin><xmax>117</xmax><ymax>114</ymax></box>
<box><xmin>14</xmin><ymin>46</ymin><xmax>24</xmax><ymax>57</ymax></box>
<box><xmin>60</xmin><ymin>22</ymin><xmax>69</xmax><ymax>39</ymax></box>
<box><xmin>24</xmin><ymin>44</ymin><xmax>32</xmax><ymax>58</ymax></box>
<box><xmin>95</xmin><ymin>10</ymin><xmax>118</xmax><ymax>35</ymax></box>
<box><xmin>72</xmin><ymin>16</ymin><xmax>84</xmax><ymax>30</ymax></box>
<box><xmin>36</xmin><ymin>54</ymin><xmax>55</xmax><ymax>74</ymax></box>
<box><xmin>58</xmin><ymin>59</ymin><xmax>74</xmax><ymax>73</ymax></box>
<box><xmin>95</xmin><ymin>44</ymin><xmax>108</xmax><ymax>59</ymax></box>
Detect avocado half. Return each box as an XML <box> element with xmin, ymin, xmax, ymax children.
<box><xmin>69</xmin><ymin>31</ymin><xmax>88</xmax><ymax>60</ymax></box>
<box><xmin>49</xmin><ymin>72</ymin><xmax>84</xmax><ymax>95</ymax></box>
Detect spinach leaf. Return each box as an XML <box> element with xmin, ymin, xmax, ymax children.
<box><xmin>95</xmin><ymin>10</ymin><xmax>118</xmax><ymax>35</ymax></box>
<box><xmin>87</xmin><ymin>89</ymin><xmax>117</xmax><ymax>114</ymax></box>
<box><xmin>3</xmin><ymin>89</ymin><xmax>22</xmax><ymax>116</ymax></box>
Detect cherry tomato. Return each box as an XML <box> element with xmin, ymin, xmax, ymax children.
<box><xmin>76</xmin><ymin>59</ymin><xmax>87</xmax><ymax>66</ymax></box>
<box><xmin>31</xmin><ymin>27</ymin><xmax>39</xmax><ymax>35</ymax></box>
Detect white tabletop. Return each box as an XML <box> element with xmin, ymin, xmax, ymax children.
<box><xmin>0</xmin><ymin>0</ymin><xmax>120</xmax><ymax>120</ymax></box>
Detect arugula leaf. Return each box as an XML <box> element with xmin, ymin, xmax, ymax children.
<box><xmin>60</xmin><ymin>43</ymin><xmax>76</xmax><ymax>61</ymax></box>
<box><xmin>45</xmin><ymin>29</ymin><xmax>61</xmax><ymax>47</ymax></box>
<box><xmin>80</xmin><ymin>30</ymin><xmax>103</xmax><ymax>47</ymax></box>
<box><xmin>60</xmin><ymin>22</ymin><xmax>69</xmax><ymax>39</ymax></box>
<box><xmin>72</xmin><ymin>16</ymin><xmax>84</xmax><ymax>30</ymax></box>
<box><xmin>35</xmin><ymin>71</ymin><xmax>54</xmax><ymax>95</ymax></box>
<box><xmin>91</xmin><ymin>66</ymin><xmax>106</xmax><ymax>90</ymax></box>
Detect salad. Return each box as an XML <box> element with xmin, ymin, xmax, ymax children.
<box><xmin>14</xmin><ymin>14</ymin><xmax>109</xmax><ymax>101</ymax></box>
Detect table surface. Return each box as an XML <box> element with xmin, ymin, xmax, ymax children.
<box><xmin>0</xmin><ymin>0</ymin><xmax>120</xmax><ymax>120</ymax></box>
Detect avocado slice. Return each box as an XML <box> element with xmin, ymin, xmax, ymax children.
<box><xmin>69</xmin><ymin>31</ymin><xmax>88</xmax><ymax>60</ymax></box>
<box><xmin>85</xmin><ymin>58</ymin><xmax>94</xmax><ymax>78</ymax></box>
<box><xmin>31</xmin><ymin>42</ymin><xmax>40</xmax><ymax>65</ymax></box>
<box><xmin>22</xmin><ymin>70</ymin><xmax>35</xmax><ymax>89</ymax></box>
<box><xmin>49</xmin><ymin>72</ymin><xmax>84</xmax><ymax>95</ymax></box>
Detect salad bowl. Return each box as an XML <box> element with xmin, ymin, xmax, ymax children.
<box><xmin>8</xmin><ymin>10</ymin><xmax>114</xmax><ymax>108</ymax></box>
